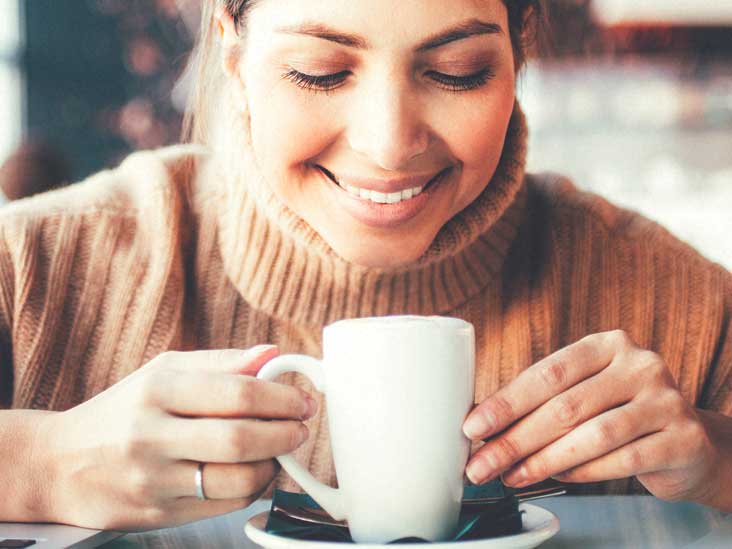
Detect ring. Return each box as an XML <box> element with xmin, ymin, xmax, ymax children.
<box><xmin>195</xmin><ymin>462</ymin><xmax>208</xmax><ymax>501</ymax></box>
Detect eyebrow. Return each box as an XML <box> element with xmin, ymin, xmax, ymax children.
<box><xmin>275</xmin><ymin>18</ymin><xmax>504</xmax><ymax>52</ymax></box>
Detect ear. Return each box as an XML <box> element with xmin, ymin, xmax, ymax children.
<box><xmin>215</xmin><ymin>7</ymin><xmax>248</xmax><ymax>103</ymax></box>
<box><xmin>215</xmin><ymin>7</ymin><xmax>242</xmax><ymax>78</ymax></box>
<box><xmin>515</xmin><ymin>4</ymin><xmax>543</xmax><ymax>72</ymax></box>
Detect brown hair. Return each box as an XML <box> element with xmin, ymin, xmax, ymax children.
<box><xmin>182</xmin><ymin>0</ymin><xmax>545</xmax><ymax>144</ymax></box>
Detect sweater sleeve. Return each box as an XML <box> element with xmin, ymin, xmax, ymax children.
<box><xmin>0</xmin><ymin>221</ymin><xmax>14</xmax><ymax>408</ymax></box>
<box><xmin>699</xmin><ymin>268</ymin><xmax>732</xmax><ymax>416</ymax></box>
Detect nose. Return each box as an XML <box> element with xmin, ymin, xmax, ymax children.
<box><xmin>346</xmin><ymin>74</ymin><xmax>430</xmax><ymax>171</ymax></box>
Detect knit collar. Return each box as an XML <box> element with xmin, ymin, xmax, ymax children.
<box><xmin>207</xmin><ymin>101</ymin><xmax>528</xmax><ymax>328</ymax></box>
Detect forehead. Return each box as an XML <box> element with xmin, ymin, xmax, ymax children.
<box><xmin>246</xmin><ymin>0</ymin><xmax>509</xmax><ymax>49</ymax></box>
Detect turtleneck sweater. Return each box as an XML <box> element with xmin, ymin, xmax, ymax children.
<box><xmin>213</xmin><ymin>102</ymin><xmax>529</xmax><ymax>328</ymax></box>
<box><xmin>0</xmin><ymin>102</ymin><xmax>730</xmax><ymax>501</ymax></box>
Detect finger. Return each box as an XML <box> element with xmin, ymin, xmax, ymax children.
<box><xmin>463</xmin><ymin>331</ymin><xmax>632</xmax><ymax>441</ymax></box>
<box><xmin>136</xmin><ymin>495</ymin><xmax>258</xmax><ymax>530</ymax></box>
<box><xmin>114</xmin><ymin>347</ymin><xmax>280</xmax><ymax>397</ymax></box>
<box><xmin>160</xmin><ymin>459</ymin><xmax>278</xmax><ymax>500</ymax></box>
<box><xmin>466</xmin><ymin>364</ymin><xmax>635</xmax><ymax>485</ymax></box>
<box><xmin>170</xmin><ymin>346</ymin><xmax>280</xmax><ymax>375</ymax></box>
<box><xmin>550</xmin><ymin>431</ymin><xmax>679</xmax><ymax>483</ymax></box>
<box><xmin>162</xmin><ymin>494</ymin><xmax>266</xmax><ymax>528</ymax></box>
<box><xmin>160</xmin><ymin>416</ymin><xmax>309</xmax><ymax>463</ymax></box>
<box><xmin>501</xmin><ymin>398</ymin><xmax>665</xmax><ymax>487</ymax></box>
<box><xmin>157</xmin><ymin>371</ymin><xmax>315</xmax><ymax>419</ymax></box>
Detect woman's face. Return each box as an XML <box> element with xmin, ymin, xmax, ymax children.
<box><xmin>225</xmin><ymin>0</ymin><xmax>516</xmax><ymax>268</ymax></box>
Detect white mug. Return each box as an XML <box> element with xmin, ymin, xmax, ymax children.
<box><xmin>256</xmin><ymin>315</ymin><xmax>475</xmax><ymax>543</ymax></box>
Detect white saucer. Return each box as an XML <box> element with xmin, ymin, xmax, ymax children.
<box><xmin>244</xmin><ymin>503</ymin><xmax>559</xmax><ymax>548</ymax></box>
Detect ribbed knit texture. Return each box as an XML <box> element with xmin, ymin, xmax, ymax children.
<box><xmin>214</xmin><ymin>103</ymin><xmax>528</xmax><ymax>328</ymax></box>
<box><xmin>0</xmin><ymin>103</ymin><xmax>730</xmax><ymax>500</ymax></box>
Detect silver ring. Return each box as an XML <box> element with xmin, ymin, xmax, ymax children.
<box><xmin>195</xmin><ymin>462</ymin><xmax>208</xmax><ymax>500</ymax></box>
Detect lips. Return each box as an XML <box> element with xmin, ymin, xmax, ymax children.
<box><xmin>317</xmin><ymin>165</ymin><xmax>450</xmax><ymax>195</ymax></box>
<box><xmin>317</xmin><ymin>165</ymin><xmax>342</xmax><ymax>185</ymax></box>
<box><xmin>316</xmin><ymin>163</ymin><xmax>453</xmax><ymax>229</ymax></box>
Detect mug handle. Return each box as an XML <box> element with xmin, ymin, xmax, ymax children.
<box><xmin>256</xmin><ymin>354</ymin><xmax>347</xmax><ymax>521</ymax></box>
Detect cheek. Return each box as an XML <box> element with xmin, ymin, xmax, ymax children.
<box><xmin>443</xmin><ymin>84</ymin><xmax>515</xmax><ymax>204</ymax></box>
<box><xmin>247</xmin><ymin>77</ymin><xmax>338</xmax><ymax>184</ymax></box>
<box><xmin>449</xmin><ymin>84</ymin><xmax>514</xmax><ymax>166</ymax></box>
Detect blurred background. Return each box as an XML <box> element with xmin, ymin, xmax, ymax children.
<box><xmin>0</xmin><ymin>0</ymin><xmax>730</xmax><ymax>267</ymax></box>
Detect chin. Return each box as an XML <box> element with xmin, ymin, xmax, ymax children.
<box><xmin>326</xmin><ymin>234</ymin><xmax>432</xmax><ymax>269</ymax></box>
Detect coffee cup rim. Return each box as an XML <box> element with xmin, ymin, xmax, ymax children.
<box><xmin>325</xmin><ymin>315</ymin><xmax>473</xmax><ymax>333</ymax></box>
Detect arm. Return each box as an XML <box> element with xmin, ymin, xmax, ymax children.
<box><xmin>696</xmin><ymin>408</ymin><xmax>732</xmax><ymax>511</ymax></box>
<box><xmin>462</xmin><ymin>330</ymin><xmax>732</xmax><ymax>511</ymax></box>
<box><xmin>8</xmin><ymin>347</ymin><xmax>312</xmax><ymax>531</ymax></box>
<box><xmin>462</xmin><ymin>266</ymin><xmax>732</xmax><ymax>511</ymax></box>
<box><xmin>0</xmin><ymin>224</ymin><xmax>53</xmax><ymax>521</ymax></box>
<box><xmin>0</xmin><ymin>409</ymin><xmax>57</xmax><ymax>521</ymax></box>
<box><xmin>0</xmin><ymin>222</ymin><xmax>59</xmax><ymax>521</ymax></box>
<box><xmin>696</xmin><ymin>272</ymin><xmax>732</xmax><ymax>510</ymax></box>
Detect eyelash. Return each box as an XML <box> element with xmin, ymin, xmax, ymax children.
<box><xmin>282</xmin><ymin>67</ymin><xmax>495</xmax><ymax>94</ymax></box>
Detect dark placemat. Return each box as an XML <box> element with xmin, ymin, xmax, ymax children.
<box><xmin>265</xmin><ymin>480</ymin><xmax>523</xmax><ymax>543</ymax></box>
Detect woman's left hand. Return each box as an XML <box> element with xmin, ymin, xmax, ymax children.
<box><xmin>462</xmin><ymin>330</ymin><xmax>729</xmax><ymax>507</ymax></box>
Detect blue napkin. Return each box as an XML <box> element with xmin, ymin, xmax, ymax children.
<box><xmin>265</xmin><ymin>480</ymin><xmax>523</xmax><ymax>543</ymax></box>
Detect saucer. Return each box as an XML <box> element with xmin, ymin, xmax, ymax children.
<box><xmin>244</xmin><ymin>503</ymin><xmax>559</xmax><ymax>548</ymax></box>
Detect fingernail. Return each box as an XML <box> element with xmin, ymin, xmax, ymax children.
<box><xmin>463</xmin><ymin>410</ymin><xmax>495</xmax><ymax>440</ymax></box>
<box><xmin>248</xmin><ymin>345</ymin><xmax>277</xmax><ymax>357</ymax></box>
<box><xmin>302</xmin><ymin>395</ymin><xmax>318</xmax><ymax>419</ymax></box>
<box><xmin>503</xmin><ymin>466</ymin><xmax>528</xmax><ymax>487</ymax></box>
<box><xmin>298</xmin><ymin>424</ymin><xmax>309</xmax><ymax>444</ymax></box>
<box><xmin>466</xmin><ymin>459</ymin><xmax>487</xmax><ymax>485</ymax></box>
<box><xmin>466</xmin><ymin>454</ymin><xmax>496</xmax><ymax>485</ymax></box>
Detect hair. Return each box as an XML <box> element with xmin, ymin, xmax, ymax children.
<box><xmin>182</xmin><ymin>0</ymin><xmax>546</xmax><ymax>145</ymax></box>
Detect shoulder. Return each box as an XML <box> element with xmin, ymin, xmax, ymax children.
<box><xmin>523</xmin><ymin>172</ymin><xmax>732</xmax><ymax>403</ymax></box>
<box><xmin>0</xmin><ymin>144</ymin><xmax>209</xmax><ymax>224</ymax></box>
<box><xmin>523</xmin><ymin>170</ymin><xmax>732</xmax><ymax>323</ymax></box>
<box><xmin>525</xmin><ymin>171</ymin><xmax>728</xmax><ymax>271</ymax></box>
<box><xmin>0</xmin><ymin>144</ymin><xmax>214</xmax><ymax>266</ymax></box>
<box><xmin>0</xmin><ymin>145</ymin><xmax>212</xmax><ymax>309</ymax></box>
<box><xmin>0</xmin><ymin>145</ymin><xmax>213</xmax><ymax>336</ymax></box>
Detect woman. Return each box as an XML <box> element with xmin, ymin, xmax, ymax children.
<box><xmin>0</xmin><ymin>0</ymin><xmax>730</xmax><ymax>531</ymax></box>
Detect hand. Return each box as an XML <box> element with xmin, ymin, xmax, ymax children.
<box><xmin>36</xmin><ymin>346</ymin><xmax>317</xmax><ymax>531</ymax></box>
<box><xmin>462</xmin><ymin>330</ymin><xmax>724</xmax><ymax>506</ymax></box>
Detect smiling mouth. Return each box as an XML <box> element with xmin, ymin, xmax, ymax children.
<box><xmin>316</xmin><ymin>165</ymin><xmax>451</xmax><ymax>205</ymax></box>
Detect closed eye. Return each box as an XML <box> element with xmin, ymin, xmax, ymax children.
<box><xmin>282</xmin><ymin>67</ymin><xmax>496</xmax><ymax>94</ymax></box>
<box><xmin>425</xmin><ymin>68</ymin><xmax>495</xmax><ymax>92</ymax></box>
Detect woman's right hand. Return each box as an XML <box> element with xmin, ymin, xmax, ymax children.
<box><xmin>36</xmin><ymin>345</ymin><xmax>316</xmax><ymax>531</ymax></box>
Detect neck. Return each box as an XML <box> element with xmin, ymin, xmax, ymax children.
<box><xmin>204</xmin><ymin>100</ymin><xmax>529</xmax><ymax>327</ymax></box>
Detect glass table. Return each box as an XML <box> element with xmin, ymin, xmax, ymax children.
<box><xmin>100</xmin><ymin>496</ymin><xmax>732</xmax><ymax>548</ymax></box>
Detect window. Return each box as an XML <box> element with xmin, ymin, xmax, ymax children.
<box><xmin>0</xmin><ymin>0</ymin><xmax>23</xmax><ymax>165</ymax></box>
<box><xmin>522</xmin><ymin>1</ymin><xmax>732</xmax><ymax>268</ymax></box>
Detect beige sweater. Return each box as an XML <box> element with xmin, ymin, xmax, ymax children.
<box><xmin>0</xmin><ymin>105</ymin><xmax>730</xmax><ymax>499</ymax></box>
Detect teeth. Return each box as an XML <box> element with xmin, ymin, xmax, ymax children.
<box><xmin>386</xmin><ymin>192</ymin><xmax>402</xmax><ymax>204</ymax></box>
<box><xmin>339</xmin><ymin>183</ymin><xmax>425</xmax><ymax>204</ymax></box>
<box><xmin>321</xmin><ymin>166</ymin><xmax>430</xmax><ymax>204</ymax></box>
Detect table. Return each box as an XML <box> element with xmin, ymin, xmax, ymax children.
<box><xmin>101</xmin><ymin>496</ymin><xmax>732</xmax><ymax>548</ymax></box>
